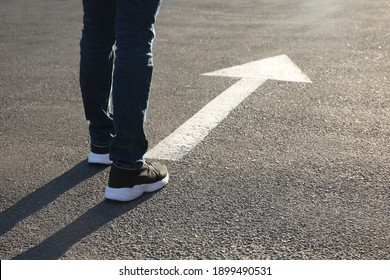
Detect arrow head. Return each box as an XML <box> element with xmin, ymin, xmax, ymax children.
<box><xmin>202</xmin><ymin>54</ymin><xmax>311</xmax><ymax>83</ymax></box>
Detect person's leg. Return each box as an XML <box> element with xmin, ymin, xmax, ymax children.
<box><xmin>105</xmin><ymin>0</ymin><xmax>168</xmax><ymax>202</ymax></box>
<box><xmin>80</xmin><ymin>0</ymin><xmax>116</xmax><ymax>162</ymax></box>
<box><xmin>109</xmin><ymin>0</ymin><xmax>162</xmax><ymax>170</ymax></box>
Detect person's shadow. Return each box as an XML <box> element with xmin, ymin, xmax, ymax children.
<box><xmin>0</xmin><ymin>160</ymin><xmax>155</xmax><ymax>260</ymax></box>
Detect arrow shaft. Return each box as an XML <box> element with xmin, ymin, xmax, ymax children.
<box><xmin>145</xmin><ymin>77</ymin><xmax>266</xmax><ymax>161</ymax></box>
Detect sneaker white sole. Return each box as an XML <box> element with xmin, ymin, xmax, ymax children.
<box><xmin>88</xmin><ymin>152</ymin><xmax>112</xmax><ymax>165</ymax></box>
<box><xmin>104</xmin><ymin>173</ymin><xmax>169</xmax><ymax>202</ymax></box>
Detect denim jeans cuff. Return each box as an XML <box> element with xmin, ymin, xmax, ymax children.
<box><xmin>91</xmin><ymin>141</ymin><xmax>112</xmax><ymax>149</ymax></box>
<box><xmin>113</xmin><ymin>160</ymin><xmax>144</xmax><ymax>171</ymax></box>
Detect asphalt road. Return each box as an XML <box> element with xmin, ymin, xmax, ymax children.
<box><xmin>0</xmin><ymin>0</ymin><xmax>389</xmax><ymax>260</ymax></box>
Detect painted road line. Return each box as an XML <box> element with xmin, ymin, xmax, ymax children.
<box><xmin>145</xmin><ymin>54</ymin><xmax>311</xmax><ymax>161</ymax></box>
<box><xmin>146</xmin><ymin>78</ymin><xmax>266</xmax><ymax>161</ymax></box>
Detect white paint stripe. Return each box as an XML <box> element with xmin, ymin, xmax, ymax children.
<box><xmin>145</xmin><ymin>77</ymin><xmax>266</xmax><ymax>161</ymax></box>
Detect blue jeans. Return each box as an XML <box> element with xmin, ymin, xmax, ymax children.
<box><xmin>80</xmin><ymin>0</ymin><xmax>162</xmax><ymax>170</ymax></box>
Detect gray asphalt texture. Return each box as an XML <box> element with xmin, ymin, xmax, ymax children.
<box><xmin>1</xmin><ymin>0</ymin><xmax>389</xmax><ymax>260</ymax></box>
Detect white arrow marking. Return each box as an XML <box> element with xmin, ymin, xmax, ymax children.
<box><xmin>145</xmin><ymin>54</ymin><xmax>311</xmax><ymax>161</ymax></box>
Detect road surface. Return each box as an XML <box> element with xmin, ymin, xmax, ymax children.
<box><xmin>0</xmin><ymin>0</ymin><xmax>389</xmax><ymax>259</ymax></box>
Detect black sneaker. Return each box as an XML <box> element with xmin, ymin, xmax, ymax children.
<box><xmin>104</xmin><ymin>162</ymin><xmax>169</xmax><ymax>201</ymax></box>
<box><xmin>88</xmin><ymin>152</ymin><xmax>112</xmax><ymax>165</ymax></box>
<box><xmin>88</xmin><ymin>145</ymin><xmax>112</xmax><ymax>165</ymax></box>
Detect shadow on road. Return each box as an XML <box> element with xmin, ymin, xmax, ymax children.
<box><xmin>0</xmin><ymin>160</ymin><xmax>106</xmax><ymax>235</ymax></box>
<box><xmin>0</xmin><ymin>160</ymin><xmax>156</xmax><ymax>259</ymax></box>
<box><xmin>12</xmin><ymin>196</ymin><xmax>152</xmax><ymax>259</ymax></box>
